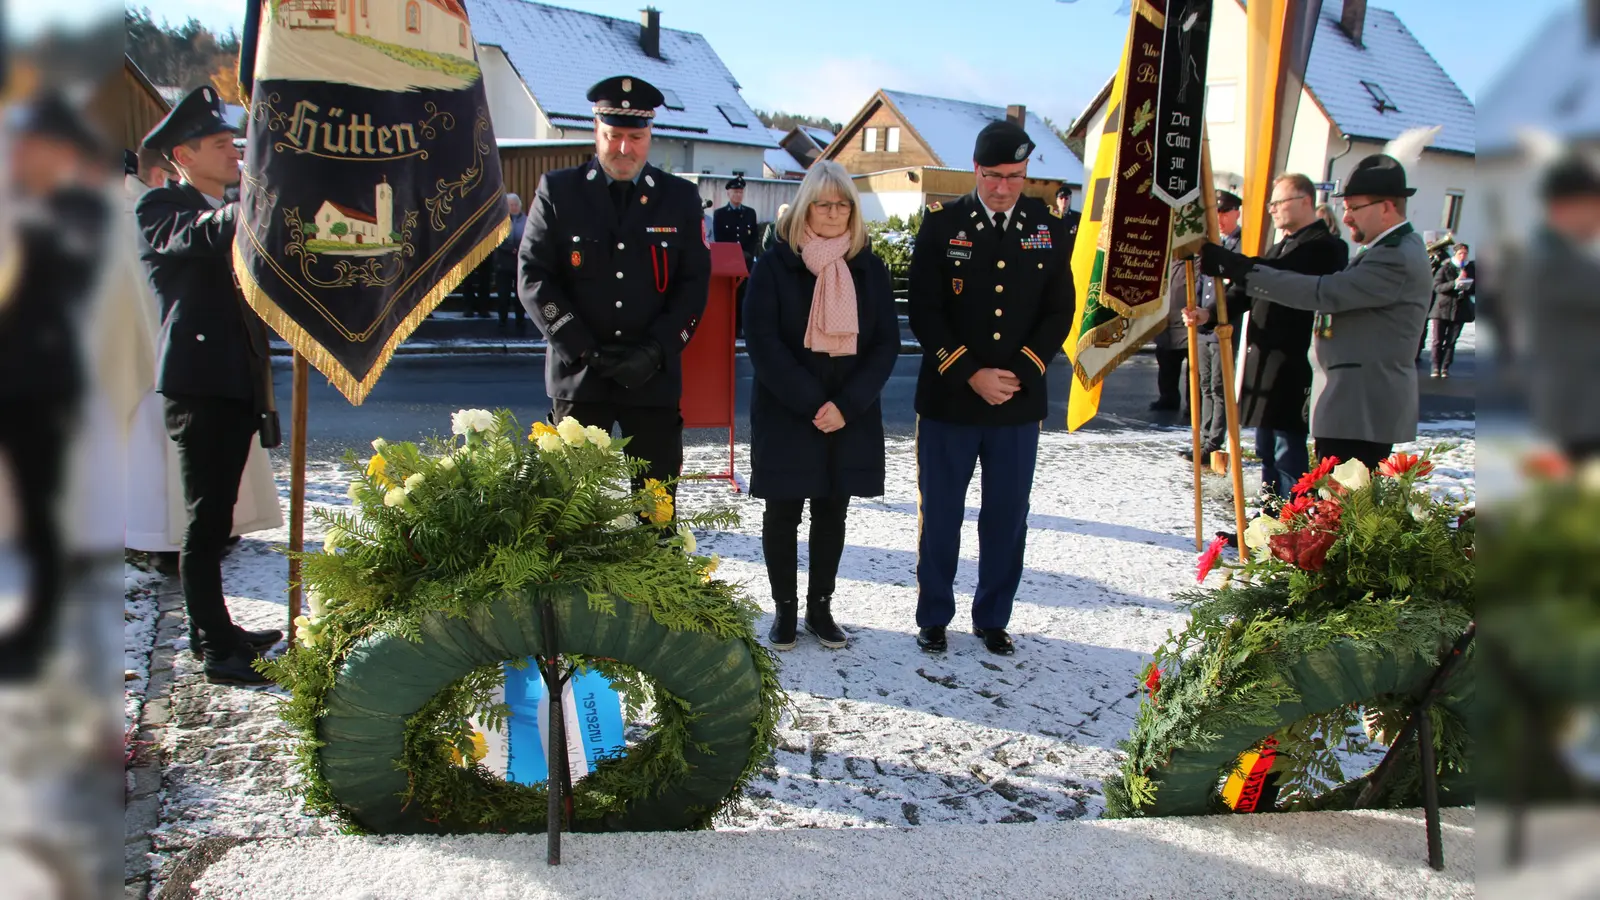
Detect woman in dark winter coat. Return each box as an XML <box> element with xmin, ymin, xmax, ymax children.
<box><xmin>743</xmin><ymin>161</ymin><xmax>899</xmax><ymax>651</ymax></box>
<box><xmin>1428</xmin><ymin>242</ymin><xmax>1474</xmax><ymax>377</ymax></box>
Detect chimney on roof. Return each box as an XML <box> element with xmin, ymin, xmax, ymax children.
<box><xmin>640</xmin><ymin>7</ymin><xmax>662</xmax><ymax>59</ymax></box>
<box><xmin>1340</xmin><ymin>0</ymin><xmax>1367</xmax><ymax>47</ymax></box>
<box><xmin>1006</xmin><ymin>104</ymin><xmax>1026</xmax><ymax>126</ymax></box>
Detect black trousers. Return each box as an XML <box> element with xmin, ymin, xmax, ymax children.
<box><xmin>1314</xmin><ymin>437</ymin><xmax>1393</xmax><ymax>471</ymax></box>
<box><xmin>0</xmin><ymin>402</ymin><xmax>72</xmax><ymax>679</ymax></box>
<box><xmin>165</xmin><ymin>394</ymin><xmax>258</xmax><ymax>658</ymax></box>
<box><xmin>463</xmin><ymin>261</ymin><xmax>494</xmax><ymax>316</ymax></box>
<box><xmin>1155</xmin><ymin>348</ymin><xmax>1187</xmax><ymax>407</ymax></box>
<box><xmin>762</xmin><ymin>496</ymin><xmax>850</xmax><ymax>602</ymax></box>
<box><xmin>494</xmin><ymin>259</ymin><xmax>523</xmax><ymax>326</ymax></box>
<box><xmin>549</xmin><ymin>399</ymin><xmax>682</xmax><ymax>497</ymax></box>
<box><xmin>1430</xmin><ymin>319</ymin><xmax>1463</xmax><ymax>373</ymax></box>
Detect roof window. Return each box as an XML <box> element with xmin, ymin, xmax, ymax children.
<box><xmin>717</xmin><ymin>103</ymin><xmax>749</xmax><ymax>127</ymax></box>
<box><xmin>1361</xmin><ymin>80</ymin><xmax>1399</xmax><ymax>114</ymax></box>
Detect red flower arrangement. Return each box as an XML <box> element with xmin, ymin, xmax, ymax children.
<box><xmin>1291</xmin><ymin>456</ymin><xmax>1339</xmax><ymax>497</ymax></box>
<box><xmin>1278</xmin><ymin>494</ymin><xmax>1315</xmax><ymax>524</ymax></box>
<box><xmin>1195</xmin><ymin>534</ymin><xmax>1231</xmax><ymax>582</ymax></box>
<box><xmin>1379</xmin><ymin>451</ymin><xmax>1434</xmax><ymax>479</ymax></box>
<box><xmin>1145</xmin><ymin>665</ymin><xmax>1162</xmax><ymax>694</ymax></box>
<box><xmin>1268</xmin><ymin>522</ymin><xmax>1339</xmax><ymax>572</ymax></box>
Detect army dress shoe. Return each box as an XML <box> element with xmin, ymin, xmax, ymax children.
<box><xmin>916</xmin><ymin>626</ymin><xmax>947</xmax><ymax>653</ymax></box>
<box><xmin>973</xmin><ymin>627</ymin><xmax>1015</xmax><ymax>655</ymax></box>
<box><xmin>203</xmin><ymin>649</ymin><xmax>273</xmax><ymax>686</ymax></box>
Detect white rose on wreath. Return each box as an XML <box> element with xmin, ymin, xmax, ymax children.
<box><xmin>557</xmin><ymin>416</ymin><xmax>587</xmax><ymax>446</ymax></box>
<box><xmin>536</xmin><ymin>432</ymin><xmax>564</xmax><ymax>453</ymax></box>
<box><xmin>404</xmin><ymin>472</ymin><xmax>426</xmax><ymax>493</ymax></box>
<box><xmin>1324</xmin><ymin>458</ymin><xmax>1371</xmax><ymax>497</ymax></box>
<box><xmin>451</xmin><ymin>409</ymin><xmax>496</xmax><ymax>436</ymax></box>
<box><xmin>584</xmin><ymin>425</ymin><xmax>612</xmax><ymax>449</ymax></box>
<box><xmin>677</xmin><ymin>523</ymin><xmax>697</xmax><ymax>554</ymax></box>
<box><xmin>383</xmin><ymin>487</ymin><xmax>409</xmax><ymax>509</ymax></box>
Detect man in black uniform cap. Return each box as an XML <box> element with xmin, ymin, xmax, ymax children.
<box><xmin>136</xmin><ymin>86</ymin><xmax>281</xmax><ymax>685</ymax></box>
<box><xmin>713</xmin><ymin>175</ymin><xmax>759</xmax><ymax>336</ymax></box>
<box><xmin>519</xmin><ymin>75</ymin><xmax>712</xmax><ymax>499</ymax></box>
<box><xmin>1054</xmin><ymin>184</ymin><xmax>1081</xmax><ymax>252</ymax></box>
<box><xmin>908</xmin><ymin>120</ymin><xmax>1076</xmax><ymax>656</ymax></box>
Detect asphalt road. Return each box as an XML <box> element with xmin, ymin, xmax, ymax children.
<box><xmin>272</xmin><ymin>347</ymin><xmax>1476</xmax><ymax>464</ymax></box>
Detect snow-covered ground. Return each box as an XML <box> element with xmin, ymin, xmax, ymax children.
<box><xmin>125</xmin><ymin>563</ymin><xmax>160</xmax><ymax>730</ymax></box>
<box><xmin>130</xmin><ymin>426</ymin><xmax>1476</xmax><ymax>895</ymax></box>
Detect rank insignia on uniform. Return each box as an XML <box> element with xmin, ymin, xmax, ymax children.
<box><xmin>953</xmin><ymin>278</ymin><xmax>964</xmax><ymax>295</ymax></box>
<box><xmin>926</xmin><ymin>201</ymin><xmax>943</xmax><ymax>213</ymax></box>
<box><xmin>570</xmin><ymin>250</ymin><xmax>583</xmax><ymax>268</ymax></box>
<box><xmin>1049</xmin><ymin>207</ymin><xmax>1063</xmax><ymax>218</ymax></box>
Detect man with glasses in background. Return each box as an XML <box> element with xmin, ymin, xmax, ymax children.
<box><xmin>907</xmin><ymin>120</ymin><xmax>1075</xmax><ymax>656</ymax></box>
<box><xmin>1186</xmin><ymin>174</ymin><xmax>1347</xmax><ymax>508</ymax></box>
<box><xmin>1200</xmin><ymin>154</ymin><xmax>1430</xmax><ymax>470</ymax></box>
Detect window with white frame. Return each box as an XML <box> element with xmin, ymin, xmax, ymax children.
<box><xmin>1205</xmin><ymin>82</ymin><xmax>1236</xmax><ymax>123</ymax></box>
<box><xmin>1442</xmin><ymin>191</ymin><xmax>1464</xmax><ymax>233</ymax></box>
<box><xmin>886</xmin><ymin>126</ymin><xmax>901</xmax><ymax>153</ymax></box>
<box><xmin>864</xmin><ymin>128</ymin><xmax>878</xmax><ymax>152</ymax></box>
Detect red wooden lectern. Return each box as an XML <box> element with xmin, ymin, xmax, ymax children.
<box><xmin>679</xmin><ymin>242</ymin><xmax>746</xmax><ymax>491</ymax></box>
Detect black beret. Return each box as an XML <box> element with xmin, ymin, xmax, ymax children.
<box><xmin>1215</xmin><ymin>190</ymin><xmax>1242</xmax><ymax>212</ymax></box>
<box><xmin>587</xmin><ymin>75</ymin><xmax>663</xmax><ymax>128</ymax></box>
<box><xmin>727</xmin><ymin>175</ymin><xmax>746</xmax><ymax>190</ymax></box>
<box><xmin>973</xmin><ymin>120</ymin><xmax>1034</xmax><ymax>168</ymax></box>
<box><xmin>142</xmin><ymin>85</ymin><xmax>235</xmax><ymax>155</ymax></box>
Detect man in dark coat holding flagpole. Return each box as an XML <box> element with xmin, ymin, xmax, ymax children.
<box><xmin>136</xmin><ymin>87</ymin><xmax>281</xmax><ymax>685</ymax></box>
<box><xmin>519</xmin><ymin>76</ymin><xmax>711</xmax><ymax>499</ymax></box>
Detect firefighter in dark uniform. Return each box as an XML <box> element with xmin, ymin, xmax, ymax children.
<box><xmin>1055</xmin><ymin>184</ymin><xmax>1082</xmax><ymax>253</ymax></box>
<box><xmin>136</xmin><ymin>86</ymin><xmax>282</xmax><ymax>684</ymax></box>
<box><xmin>908</xmin><ymin>121</ymin><xmax>1076</xmax><ymax>656</ymax></box>
<box><xmin>519</xmin><ymin>76</ymin><xmax>712</xmax><ymax>498</ymax></box>
<box><xmin>713</xmin><ymin>175</ymin><xmax>759</xmax><ymax>336</ymax></box>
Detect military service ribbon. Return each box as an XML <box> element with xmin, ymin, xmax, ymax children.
<box><xmin>232</xmin><ymin>0</ymin><xmax>508</xmax><ymax>404</ymax></box>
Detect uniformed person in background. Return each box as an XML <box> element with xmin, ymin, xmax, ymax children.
<box><xmin>136</xmin><ymin>87</ymin><xmax>282</xmax><ymax>685</ymax></box>
<box><xmin>907</xmin><ymin>120</ymin><xmax>1075</xmax><ymax>656</ymax></box>
<box><xmin>1054</xmin><ymin>184</ymin><xmax>1081</xmax><ymax>252</ymax></box>
<box><xmin>714</xmin><ymin>175</ymin><xmax>759</xmax><ymax>337</ymax></box>
<box><xmin>519</xmin><ymin>75</ymin><xmax>712</xmax><ymax>500</ymax></box>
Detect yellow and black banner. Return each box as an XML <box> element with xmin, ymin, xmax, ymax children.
<box><xmin>233</xmin><ymin>0</ymin><xmax>508</xmax><ymax>404</ymax></box>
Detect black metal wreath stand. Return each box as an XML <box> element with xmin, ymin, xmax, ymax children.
<box><xmin>1355</xmin><ymin>622</ymin><xmax>1476</xmax><ymax>870</ymax></box>
<box><xmin>539</xmin><ymin>598</ymin><xmax>578</xmax><ymax>865</ymax></box>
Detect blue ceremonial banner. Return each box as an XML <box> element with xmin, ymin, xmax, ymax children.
<box><xmin>233</xmin><ymin>0</ymin><xmax>508</xmax><ymax>404</ymax></box>
<box><xmin>503</xmin><ymin>663</ymin><xmax>626</xmax><ymax>785</ymax></box>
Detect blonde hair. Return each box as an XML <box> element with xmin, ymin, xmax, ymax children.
<box><xmin>1316</xmin><ymin>203</ymin><xmax>1340</xmax><ymax>238</ymax></box>
<box><xmin>779</xmin><ymin>160</ymin><xmax>868</xmax><ymax>258</ymax></box>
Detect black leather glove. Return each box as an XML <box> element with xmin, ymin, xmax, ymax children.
<box><xmin>600</xmin><ymin>340</ymin><xmax>664</xmax><ymax>390</ymax></box>
<box><xmin>586</xmin><ymin>345</ymin><xmax>629</xmax><ymax>379</ymax></box>
<box><xmin>1199</xmin><ymin>241</ymin><xmax>1255</xmax><ymax>281</ymax></box>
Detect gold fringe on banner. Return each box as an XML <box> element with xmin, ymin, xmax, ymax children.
<box><xmin>233</xmin><ymin>216</ymin><xmax>510</xmax><ymax>406</ymax></box>
<box><xmin>0</xmin><ymin>233</ymin><xmax>19</xmax><ymax>315</ymax></box>
<box><xmin>1071</xmin><ymin>311</ymin><xmax>1167</xmax><ymax>390</ymax></box>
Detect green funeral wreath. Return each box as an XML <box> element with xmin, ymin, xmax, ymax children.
<box><xmin>263</xmin><ymin>409</ymin><xmax>785</xmax><ymax>834</ymax></box>
<box><xmin>1104</xmin><ymin>450</ymin><xmax>1476</xmax><ymax>818</ymax></box>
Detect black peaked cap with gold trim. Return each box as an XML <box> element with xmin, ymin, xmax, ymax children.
<box><xmin>587</xmin><ymin>75</ymin><xmax>663</xmax><ymax>127</ymax></box>
<box><xmin>142</xmin><ymin>85</ymin><xmax>235</xmax><ymax>156</ymax></box>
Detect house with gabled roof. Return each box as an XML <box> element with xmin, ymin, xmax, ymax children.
<box><xmin>467</xmin><ymin>0</ymin><xmax>777</xmax><ymax>177</ymax></box>
<box><xmin>821</xmin><ymin>89</ymin><xmax>1085</xmax><ymax>222</ymax></box>
<box><xmin>1068</xmin><ymin>0</ymin><xmax>1476</xmax><ymax>249</ymax></box>
<box><xmin>763</xmin><ymin>127</ymin><xmax>807</xmax><ymax>180</ymax></box>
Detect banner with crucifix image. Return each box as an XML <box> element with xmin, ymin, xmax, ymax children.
<box><xmin>232</xmin><ymin>0</ymin><xmax>508</xmax><ymax>404</ymax></box>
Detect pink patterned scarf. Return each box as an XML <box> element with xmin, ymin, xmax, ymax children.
<box><xmin>798</xmin><ymin>226</ymin><xmax>858</xmax><ymax>356</ymax></box>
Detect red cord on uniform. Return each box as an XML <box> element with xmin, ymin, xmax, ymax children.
<box><xmin>650</xmin><ymin>246</ymin><xmax>669</xmax><ymax>293</ymax></box>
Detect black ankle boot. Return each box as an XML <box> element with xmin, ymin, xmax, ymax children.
<box><xmin>768</xmin><ymin>598</ymin><xmax>798</xmax><ymax>650</ymax></box>
<box><xmin>804</xmin><ymin>596</ymin><xmax>847</xmax><ymax>649</ymax></box>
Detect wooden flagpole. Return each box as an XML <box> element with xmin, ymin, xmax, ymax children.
<box><xmin>1183</xmin><ymin>261</ymin><xmax>1204</xmax><ymax>551</ymax></box>
<box><xmin>1199</xmin><ymin>140</ymin><xmax>1249</xmax><ymax>543</ymax></box>
<box><xmin>287</xmin><ymin>353</ymin><xmax>308</xmax><ymax>646</ymax></box>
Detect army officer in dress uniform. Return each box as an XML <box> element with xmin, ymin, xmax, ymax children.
<box><xmin>907</xmin><ymin>121</ymin><xmax>1076</xmax><ymax>656</ymax></box>
<box><xmin>136</xmin><ymin>86</ymin><xmax>282</xmax><ymax>685</ymax></box>
<box><xmin>519</xmin><ymin>76</ymin><xmax>712</xmax><ymax>497</ymax></box>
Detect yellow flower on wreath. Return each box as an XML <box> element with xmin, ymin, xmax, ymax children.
<box><xmin>365</xmin><ymin>453</ymin><xmax>394</xmax><ymax>488</ymax></box>
<box><xmin>529</xmin><ymin>421</ymin><xmax>559</xmax><ymax>442</ymax></box>
<box><xmin>643</xmin><ymin>478</ymin><xmax>674</xmax><ymax>525</ymax></box>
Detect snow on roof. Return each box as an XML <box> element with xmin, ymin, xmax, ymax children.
<box><xmin>801</xmin><ymin>125</ymin><xmax>836</xmax><ymax>146</ymax></box>
<box><xmin>762</xmin><ymin>127</ymin><xmax>805</xmax><ymax>176</ymax></box>
<box><xmin>880</xmin><ymin>89</ymin><xmax>1085</xmax><ymax>183</ymax></box>
<box><xmin>468</xmin><ymin>0</ymin><xmax>777</xmax><ymax>150</ymax></box>
<box><xmin>1476</xmin><ymin>7</ymin><xmax>1590</xmax><ymax>155</ymax></box>
<box><xmin>1302</xmin><ymin>1</ymin><xmax>1473</xmax><ymax>154</ymax></box>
